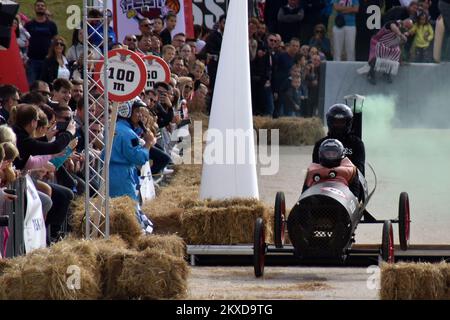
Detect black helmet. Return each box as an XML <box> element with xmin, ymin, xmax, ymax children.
<box><xmin>326</xmin><ymin>104</ymin><xmax>353</xmax><ymax>138</ymax></box>
<box><xmin>319</xmin><ymin>139</ymin><xmax>345</xmax><ymax>168</ymax></box>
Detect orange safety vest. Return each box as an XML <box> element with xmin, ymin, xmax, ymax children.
<box><xmin>305</xmin><ymin>157</ymin><xmax>357</xmax><ymax>187</ymax></box>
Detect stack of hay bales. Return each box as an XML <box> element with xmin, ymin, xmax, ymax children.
<box><xmin>70</xmin><ymin>196</ymin><xmax>142</xmax><ymax>247</ymax></box>
<box><xmin>380</xmin><ymin>262</ymin><xmax>450</xmax><ymax>299</ymax></box>
<box><xmin>142</xmin><ymin>164</ymin><xmax>274</xmax><ymax>244</ymax></box>
<box><xmin>0</xmin><ymin>235</ymin><xmax>189</xmax><ymax>300</ymax></box>
<box><xmin>180</xmin><ymin>198</ymin><xmax>272</xmax><ymax>244</ymax></box>
<box><xmin>253</xmin><ymin>116</ymin><xmax>325</xmax><ymax>146</ymax></box>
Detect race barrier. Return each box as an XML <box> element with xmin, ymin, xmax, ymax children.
<box><xmin>0</xmin><ymin>175</ymin><xmax>27</xmax><ymax>258</ymax></box>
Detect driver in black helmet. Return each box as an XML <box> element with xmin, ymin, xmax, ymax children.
<box><xmin>304</xmin><ymin>139</ymin><xmax>360</xmax><ymax>197</ymax></box>
<box><xmin>312</xmin><ymin>103</ymin><xmax>366</xmax><ymax>176</ymax></box>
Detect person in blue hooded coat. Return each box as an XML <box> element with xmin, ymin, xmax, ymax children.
<box><xmin>109</xmin><ymin>98</ymin><xmax>155</xmax><ymax>200</ymax></box>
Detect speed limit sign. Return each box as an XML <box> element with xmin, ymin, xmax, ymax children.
<box><xmin>94</xmin><ymin>48</ymin><xmax>147</xmax><ymax>102</ymax></box>
<box><xmin>142</xmin><ymin>55</ymin><xmax>171</xmax><ymax>90</ymax></box>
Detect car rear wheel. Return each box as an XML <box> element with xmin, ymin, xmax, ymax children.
<box><xmin>274</xmin><ymin>191</ymin><xmax>286</xmax><ymax>248</ymax></box>
<box><xmin>253</xmin><ymin>218</ymin><xmax>266</xmax><ymax>277</ymax></box>
<box><xmin>381</xmin><ymin>220</ymin><xmax>395</xmax><ymax>263</ymax></box>
<box><xmin>398</xmin><ymin>192</ymin><xmax>410</xmax><ymax>251</ymax></box>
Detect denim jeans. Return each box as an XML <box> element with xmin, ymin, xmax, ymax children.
<box><xmin>26</xmin><ymin>59</ymin><xmax>44</xmax><ymax>86</ymax></box>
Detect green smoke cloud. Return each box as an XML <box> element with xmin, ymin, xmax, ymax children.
<box><xmin>361</xmin><ymin>95</ymin><xmax>450</xmax><ymax>243</ymax></box>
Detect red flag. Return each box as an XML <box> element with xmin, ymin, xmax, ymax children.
<box><xmin>184</xmin><ymin>0</ymin><xmax>194</xmax><ymax>39</ymax></box>
<box><xmin>0</xmin><ymin>29</ymin><xmax>29</xmax><ymax>93</ymax></box>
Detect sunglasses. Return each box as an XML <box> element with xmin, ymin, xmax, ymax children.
<box><xmin>268</xmin><ymin>39</ymin><xmax>277</xmax><ymax>42</ymax></box>
<box><xmin>56</xmin><ymin>42</ymin><xmax>65</xmax><ymax>47</ymax></box>
<box><xmin>185</xmin><ymin>86</ymin><xmax>193</xmax><ymax>90</ymax></box>
<box><xmin>126</xmin><ymin>38</ymin><xmax>137</xmax><ymax>42</ymax></box>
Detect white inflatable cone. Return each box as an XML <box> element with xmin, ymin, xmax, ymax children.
<box><xmin>199</xmin><ymin>0</ymin><xmax>259</xmax><ymax>200</ymax></box>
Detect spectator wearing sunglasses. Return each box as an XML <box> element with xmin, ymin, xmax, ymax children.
<box><xmin>40</xmin><ymin>36</ymin><xmax>70</xmax><ymax>84</ymax></box>
<box><xmin>309</xmin><ymin>24</ymin><xmax>332</xmax><ymax>60</ymax></box>
<box><xmin>30</xmin><ymin>80</ymin><xmax>52</xmax><ymax>103</ymax></box>
<box><xmin>123</xmin><ymin>34</ymin><xmax>138</xmax><ymax>51</ymax></box>
<box><xmin>0</xmin><ymin>85</ymin><xmax>20</xmax><ymax>125</ymax></box>
<box><xmin>139</xmin><ymin>18</ymin><xmax>153</xmax><ymax>37</ymax></box>
<box><xmin>177</xmin><ymin>77</ymin><xmax>194</xmax><ymax>103</ymax></box>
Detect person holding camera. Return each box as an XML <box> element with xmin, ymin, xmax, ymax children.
<box><xmin>12</xmin><ymin>103</ymin><xmax>76</xmax><ymax>241</ymax></box>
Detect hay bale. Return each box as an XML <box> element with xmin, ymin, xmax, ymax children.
<box><xmin>109</xmin><ymin>197</ymin><xmax>142</xmax><ymax>247</ymax></box>
<box><xmin>101</xmin><ymin>248</ymin><xmax>136</xmax><ymax>299</ymax></box>
<box><xmin>70</xmin><ymin>196</ymin><xmax>142</xmax><ymax>247</ymax></box>
<box><xmin>437</xmin><ymin>262</ymin><xmax>450</xmax><ymax>299</ymax></box>
<box><xmin>0</xmin><ymin>259</ymin><xmax>10</xmax><ymax>275</ymax></box>
<box><xmin>0</xmin><ymin>236</ymin><xmax>190</xmax><ymax>300</ymax></box>
<box><xmin>136</xmin><ymin>234</ymin><xmax>186</xmax><ymax>259</ymax></box>
<box><xmin>0</xmin><ymin>246</ymin><xmax>101</xmax><ymax>300</ymax></box>
<box><xmin>380</xmin><ymin>262</ymin><xmax>446</xmax><ymax>300</ymax></box>
<box><xmin>181</xmin><ymin>198</ymin><xmax>261</xmax><ymax>210</ymax></box>
<box><xmin>142</xmin><ymin>165</ymin><xmax>273</xmax><ymax>245</ymax></box>
<box><xmin>151</xmin><ymin>208</ymin><xmax>184</xmax><ymax>235</ymax></box>
<box><xmin>182</xmin><ymin>202</ymin><xmax>271</xmax><ymax>244</ymax></box>
<box><xmin>253</xmin><ymin>116</ymin><xmax>325</xmax><ymax>146</ymax></box>
<box><xmin>117</xmin><ymin>248</ymin><xmax>189</xmax><ymax>299</ymax></box>
<box><xmin>69</xmin><ymin>196</ymin><xmax>85</xmax><ymax>238</ymax></box>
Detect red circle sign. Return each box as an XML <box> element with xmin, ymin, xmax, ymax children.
<box><xmin>142</xmin><ymin>55</ymin><xmax>171</xmax><ymax>91</ymax></box>
<box><xmin>94</xmin><ymin>49</ymin><xmax>147</xmax><ymax>102</ymax></box>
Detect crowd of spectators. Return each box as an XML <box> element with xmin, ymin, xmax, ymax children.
<box><xmin>0</xmin><ymin>0</ymin><xmax>448</xmax><ymax>250</ymax></box>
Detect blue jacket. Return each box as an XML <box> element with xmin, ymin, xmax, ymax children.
<box><xmin>109</xmin><ymin>119</ymin><xmax>149</xmax><ymax>200</ymax></box>
<box><xmin>88</xmin><ymin>24</ymin><xmax>116</xmax><ymax>51</ymax></box>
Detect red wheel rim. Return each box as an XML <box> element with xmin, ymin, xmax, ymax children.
<box><xmin>405</xmin><ymin>197</ymin><xmax>410</xmax><ymax>242</ymax></box>
<box><xmin>259</xmin><ymin>228</ymin><xmax>265</xmax><ymax>271</ymax></box>
<box><xmin>388</xmin><ymin>225</ymin><xmax>394</xmax><ymax>263</ymax></box>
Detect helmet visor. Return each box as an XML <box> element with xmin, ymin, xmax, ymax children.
<box><xmin>322</xmin><ymin>150</ymin><xmax>340</xmax><ymax>160</ymax></box>
<box><xmin>330</xmin><ymin>118</ymin><xmax>346</xmax><ymax>129</ymax></box>
<box><xmin>329</xmin><ymin>118</ymin><xmax>349</xmax><ymax>136</ymax></box>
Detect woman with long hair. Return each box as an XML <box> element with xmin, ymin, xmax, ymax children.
<box><xmin>40</xmin><ymin>36</ymin><xmax>70</xmax><ymax>84</ymax></box>
<box><xmin>67</xmin><ymin>28</ymin><xmax>83</xmax><ymax>65</ymax></box>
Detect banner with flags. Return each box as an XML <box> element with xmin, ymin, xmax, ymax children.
<box><xmin>98</xmin><ymin>0</ymin><xmax>194</xmax><ymax>43</ymax></box>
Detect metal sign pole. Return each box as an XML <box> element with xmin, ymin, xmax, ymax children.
<box><xmin>83</xmin><ymin>0</ymin><xmax>110</xmax><ymax>239</ymax></box>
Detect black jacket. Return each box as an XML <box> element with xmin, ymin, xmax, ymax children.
<box><xmin>13</xmin><ymin>125</ymin><xmax>74</xmax><ymax>170</ymax></box>
<box><xmin>382</xmin><ymin>6</ymin><xmax>410</xmax><ymax>25</ymax></box>
<box><xmin>277</xmin><ymin>5</ymin><xmax>304</xmax><ymax>42</ymax></box>
<box><xmin>160</xmin><ymin>29</ymin><xmax>172</xmax><ymax>46</ymax></box>
<box><xmin>40</xmin><ymin>57</ymin><xmax>60</xmax><ymax>84</ymax></box>
<box><xmin>155</xmin><ymin>103</ymin><xmax>174</xmax><ymax>129</ymax></box>
<box><xmin>313</xmin><ymin>134</ymin><xmax>366</xmax><ymax>176</ymax></box>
